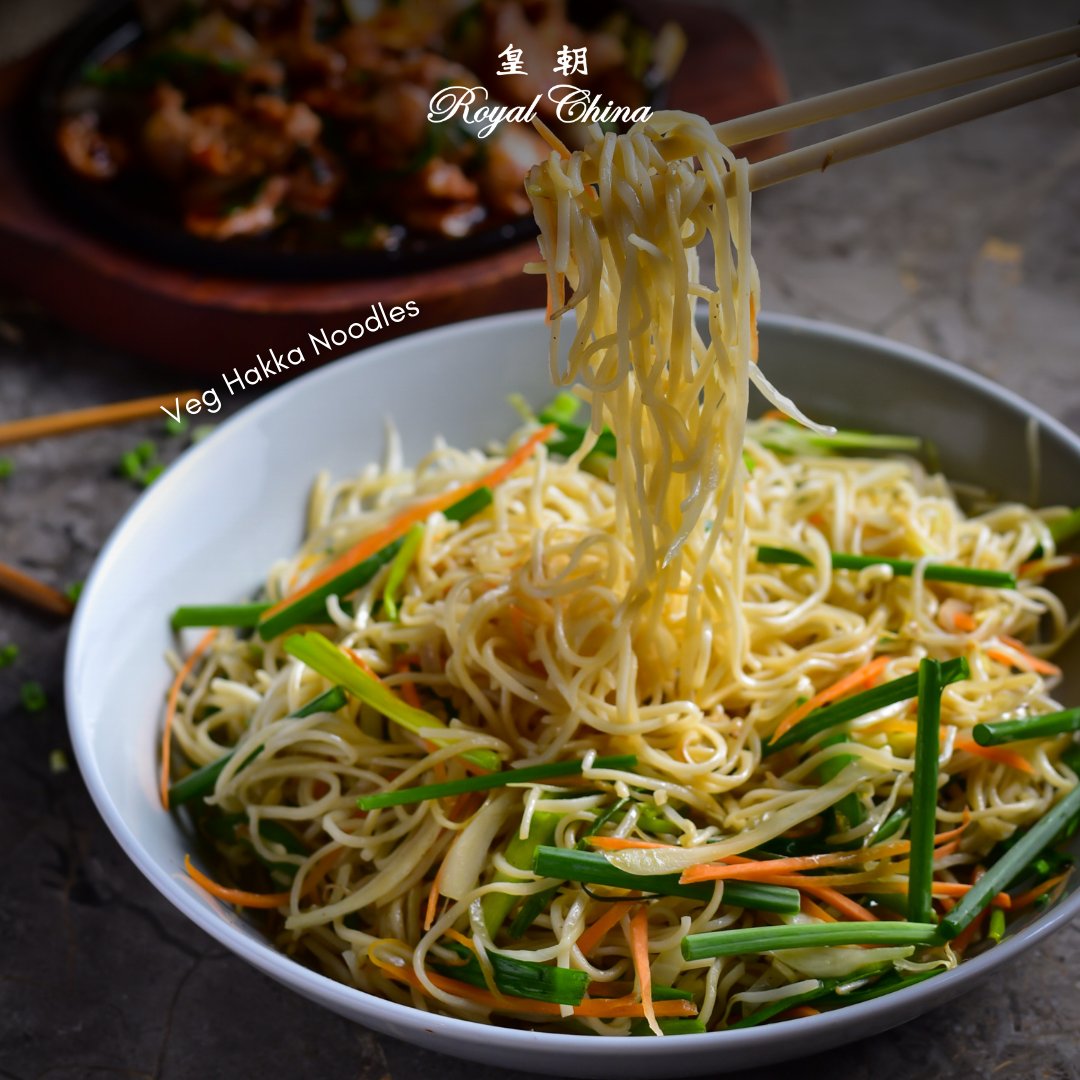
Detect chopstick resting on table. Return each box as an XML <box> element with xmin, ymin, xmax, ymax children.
<box><xmin>0</xmin><ymin>390</ymin><xmax>202</xmax><ymax>447</ymax></box>
<box><xmin>0</xmin><ymin>563</ymin><xmax>75</xmax><ymax>618</ymax></box>
<box><xmin>693</xmin><ymin>24</ymin><xmax>1080</xmax><ymax>193</ymax></box>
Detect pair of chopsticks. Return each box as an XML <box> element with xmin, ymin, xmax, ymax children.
<box><xmin>715</xmin><ymin>24</ymin><xmax>1080</xmax><ymax>192</ymax></box>
<box><xmin>0</xmin><ymin>391</ymin><xmax>200</xmax><ymax>618</ymax></box>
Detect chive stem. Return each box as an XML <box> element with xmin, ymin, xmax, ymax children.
<box><xmin>973</xmin><ymin>708</ymin><xmax>1080</xmax><ymax>747</ymax></box>
<box><xmin>533</xmin><ymin>847</ymin><xmax>801</xmax><ymax>914</ymax></box>
<box><xmin>168</xmin><ymin>685</ymin><xmax>347</xmax><ymax>807</ymax></box>
<box><xmin>938</xmin><ymin>781</ymin><xmax>1080</xmax><ymax>939</ymax></box>
<box><xmin>259</xmin><ymin>487</ymin><xmax>491</xmax><ymax>640</ymax></box>
<box><xmin>908</xmin><ymin>659</ymin><xmax>942</xmax><ymax>924</ymax></box>
<box><xmin>757</xmin><ymin>547</ymin><xmax>1015</xmax><ymax>589</ymax></box>
<box><xmin>171</xmin><ymin>603</ymin><xmax>269</xmax><ymax>630</ymax></box>
<box><xmin>681</xmin><ymin>921</ymin><xmax>940</xmax><ymax>961</ymax></box>
<box><xmin>764</xmin><ymin>656</ymin><xmax>969</xmax><ymax>756</ymax></box>
<box><xmin>358</xmin><ymin>755</ymin><xmax>637</xmax><ymax>810</ymax></box>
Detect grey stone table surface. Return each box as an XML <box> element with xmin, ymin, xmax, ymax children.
<box><xmin>1</xmin><ymin>1</ymin><xmax>1078</xmax><ymax>1077</ymax></box>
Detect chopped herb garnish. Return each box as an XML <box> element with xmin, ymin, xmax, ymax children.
<box><xmin>20</xmin><ymin>681</ymin><xmax>47</xmax><ymax>713</ymax></box>
<box><xmin>0</xmin><ymin>643</ymin><xmax>18</xmax><ymax>667</ymax></box>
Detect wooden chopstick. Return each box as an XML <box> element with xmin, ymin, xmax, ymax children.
<box><xmin>0</xmin><ymin>563</ymin><xmax>75</xmax><ymax>617</ymax></box>
<box><xmin>0</xmin><ymin>391</ymin><xmax>202</xmax><ymax>447</ymax></box>
<box><xmin>744</xmin><ymin>58</ymin><xmax>1080</xmax><ymax>193</ymax></box>
<box><xmin>715</xmin><ymin>24</ymin><xmax>1080</xmax><ymax>146</ymax></box>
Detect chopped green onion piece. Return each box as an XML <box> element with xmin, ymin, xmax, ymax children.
<box><xmin>432</xmin><ymin>940</ymin><xmax>588</xmax><ymax>1006</ymax></box>
<box><xmin>284</xmin><ymin>631</ymin><xmax>499</xmax><ymax>771</ymax></box>
<box><xmin>358</xmin><ymin>755</ymin><xmax>637</xmax><ymax>810</ymax></box>
<box><xmin>168</xmin><ymin>686</ymin><xmax>347</xmax><ymax>807</ymax></box>
<box><xmin>20</xmin><ymin>681</ymin><xmax>46</xmax><ymax>713</ymax></box>
<box><xmin>988</xmin><ymin>907</ymin><xmax>1007</xmax><ymax>943</ymax></box>
<box><xmin>532</xmin><ymin>847</ymin><xmax>801</xmax><ymax>914</ymax></box>
<box><xmin>118</xmin><ymin>450</ymin><xmax>142</xmax><ymax>480</ymax></box>
<box><xmin>382</xmin><ymin>523</ymin><xmax>424</xmax><ymax>621</ymax></box>
<box><xmin>65</xmin><ymin>581</ymin><xmax>84</xmax><ymax>604</ymax></box>
<box><xmin>636</xmin><ymin>803</ymin><xmax>681</xmax><ymax>836</ymax></box>
<box><xmin>757</xmin><ymin>546</ymin><xmax>1016</xmax><ymax>589</ymax></box>
<box><xmin>908</xmin><ymin>659</ymin><xmax>942</xmax><ymax>923</ymax></box>
<box><xmin>0</xmin><ymin>457</ymin><xmax>13</xmax><ymax>479</ymax></box>
<box><xmin>171</xmin><ymin>603</ymin><xmax>270</xmax><ymax>631</ymax></box>
<box><xmin>163</xmin><ymin>415</ymin><xmax>189</xmax><ymax>436</ymax></box>
<box><xmin>140</xmin><ymin>463</ymin><xmax>165</xmax><ymax>487</ymax></box>
<box><xmin>134</xmin><ymin>440</ymin><xmax>156</xmax><ymax>465</ymax></box>
<box><xmin>973</xmin><ymin>708</ymin><xmax>1080</xmax><ymax>747</ymax></box>
<box><xmin>681</xmin><ymin>921</ymin><xmax>940</xmax><ymax>962</ymax></box>
<box><xmin>938</xmin><ymin>781</ymin><xmax>1080</xmax><ymax>939</ymax></box>
<box><xmin>49</xmin><ymin>748</ymin><xmax>69</xmax><ymax>774</ymax></box>
<box><xmin>764</xmin><ymin>657</ymin><xmax>969</xmax><ymax>756</ymax></box>
<box><xmin>728</xmin><ymin>979</ymin><xmax>837</xmax><ymax>1028</ymax></box>
<box><xmin>538</xmin><ymin>392</ymin><xmax>583</xmax><ymax>425</ymax></box>
<box><xmin>0</xmin><ymin>643</ymin><xmax>18</xmax><ymax>667</ymax></box>
<box><xmin>258</xmin><ymin>487</ymin><xmax>491</xmax><ymax>640</ymax></box>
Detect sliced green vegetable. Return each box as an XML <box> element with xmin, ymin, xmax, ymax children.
<box><xmin>168</xmin><ymin>686</ymin><xmax>347</xmax><ymax>807</ymax></box>
<box><xmin>0</xmin><ymin>643</ymin><xmax>18</xmax><ymax>667</ymax></box>
<box><xmin>0</xmin><ymin>457</ymin><xmax>13</xmax><ymax>479</ymax></box>
<box><xmin>382</xmin><ymin>523</ymin><xmax>424</xmax><ymax>621</ymax></box>
<box><xmin>171</xmin><ymin>603</ymin><xmax>270</xmax><ymax>631</ymax></box>
<box><xmin>432</xmin><ymin>940</ymin><xmax>588</xmax><ymax>1006</ymax></box>
<box><xmin>65</xmin><ymin>581</ymin><xmax>84</xmax><ymax>604</ymax></box>
<box><xmin>532</xmin><ymin>847</ymin><xmax>801</xmax><ymax>914</ymax></box>
<box><xmin>908</xmin><ymin>659</ymin><xmax>942</xmax><ymax>924</ymax></box>
<box><xmin>818</xmin><ymin>732</ymin><xmax>865</xmax><ymax>835</ymax></box>
<box><xmin>753</xmin><ymin>419</ymin><xmax>922</xmax><ymax>458</ymax></box>
<box><xmin>538</xmin><ymin>393</ymin><xmax>583</xmax><ymax>425</ymax></box>
<box><xmin>821</xmin><ymin>967</ymin><xmax>940</xmax><ymax>1006</ymax></box>
<box><xmin>764</xmin><ymin>656</ymin><xmax>969</xmax><ymax>756</ymax></box>
<box><xmin>358</xmin><ymin>755</ymin><xmax>636</xmax><ymax>810</ymax></box>
<box><xmin>482</xmin><ymin>811</ymin><xmax>562</xmax><ymax>936</ymax></box>
<box><xmin>630</xmin><ymin>1018</ymin><xmax>707</xmax><ymax>1036</ymax></box>
<box><xmin>681</xmin><ymin>921</ymin><xmax>940</xmax><ymax>961</ymax></box>
<box><xmin>728</xmin><ymin>979</ymin><xmax>838</xmax><ymax>1028</ymax></box>
<box><xmin>1049</xmin><ymin>508</ymin><xmax>1080</xmax><ymax>546</ymax></box>
<box><xmin>872</xmin><ymin>805</ymin><xmax>910</xmax><ymax>845</ymax></box>
<box><xmin>973</xmin><ymin>708</ymin><xmax>1080</xmax><ymax>747</ymax></box>
<box><xmin>258</xmin><ymin>487</ymin><xmax>491</xmax><ymax>640</ymax></box>
<box><xmin>757</xmin><ymin>546</ymin><xmax>1016</xmax><ymax>589</ymax></box>
<box><xmin>938</xmin><ymin>781</ymin><xmax>1080</xmax><ymax>939</ymax></box>
<box><xmin>509</xmin><ymin>798</ymin><xmax>629</xmax><ymax>937</ymax></box>
<box><xmin>283</xmin><ymin>631</ymin><xmax>500</xmax><ymax>771</ymax></box>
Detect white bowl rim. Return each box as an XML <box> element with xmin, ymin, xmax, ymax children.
<box><xmin>65</xmin><ymin>308</ymin><xmax>1080</xmax><ymax>1060</ymax></box>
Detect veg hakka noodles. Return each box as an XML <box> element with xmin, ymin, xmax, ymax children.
<box><xmin>164</xmin><ymin>111</ymin><xmax>1080</xmax><ymax>1035</ymax></box>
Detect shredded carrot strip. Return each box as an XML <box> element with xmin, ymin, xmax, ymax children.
<box><xmin>783</xmin><ymin>1005</ymin><xmax>821</xmax><ymax>1020</ymax></box>
<box><xmin>1020</xmin><ymin>554</ymin><xmax>1080</xmax><ymax>578</ymax></box>
<box><xmin>443</xmin><ymin>928</ymin><xmax>475</xmax><ymax>952</ymax></box>
<box><xmin>184</xmin><ymin>853</ymin><xmax>290</xmax><ymax>909</ymax></box>
<box><xmin>950</xmin><ymin>867</ymin><xmax>988</xmax><ymax>953</ymax></box>
<box><xmin>395</xmin><ymin>657</ymin><xmax>424</xmax><ymax>711</ymax></box>
<box><xmin>424</xmin><ymin>861</ymin><xmax>446</xmax><ymax>932</ymax></box>
<box><xmin>954</xmin><ymin>738</ymin><xmax>1035</xmax><ymax>775</ymax></box>
<box><xmin>160</xmin><ymin>629</ymin><xmax>219</xmax><ymax>809</ymax></box>
<box><xmin>577</xmin><ymin>901</ymin><xmax>638</xmax><ymax>957</ymax></box>
<box><xmin>369</xmin><ymin>946</ymin><xmax>694</xmax><ymax>1019</ymax></box>
<box><xmin>261</xmin><ymin>425</ymin><xmax>555</xmax><ymax>622</ymax></box>
<box><xmin>986</xmin><ymin>640</ymin><xmax>1061</xmax><ymax>678</ymax></box>
<box><xmin>772</xmin><ymin>656</ymin><xmax>891</xmax><ymax>741</ymax></box>
<box><xmin>587</xmin><ymin>836</ymin><xmax>674</xmax><ymax>852</ymax></box>
<box><xmin>864</xmin><ymin>880</ymin><xmax>1011</xmax><ymax>907</ymax></box>
<box><xmin>1009</xmin><ymin>871</ymin><xmax>1071</xmax><ymax>912</ymax></box>
<box><xmin>799</xmin><ymin>894</ymin><xmax>837</xmax><ymax>922</ymax></box>
<box><xmin>628</xmin><ymin>906</ymin><xmax>657</xmax><ymax>1035</ymax></box>
<box><xmin>797</xmin><ymin>883</ymin><xmax>878</xmax><ymax>922</ymax></box>
<box><xmin>680</xmin><ymin>818</ymin><xmax>969</xmax><ymax>885</ymax></box>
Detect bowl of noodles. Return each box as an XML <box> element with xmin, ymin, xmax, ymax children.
<box><xmin>66</xmin><ymin>113</ymin><xmax>1080</xmax><ymax>1077</ymax></box>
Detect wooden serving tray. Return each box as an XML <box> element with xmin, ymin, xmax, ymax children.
<box><xmin>0</xmin><ymin>5</ymin><xmax>785</xmax><ymax>375</ymax></box>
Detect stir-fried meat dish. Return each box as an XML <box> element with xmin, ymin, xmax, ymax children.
<box><xmin>55</xmin><ymin>0</ymin><xmax>681</xmax><ymax>251</ymax></box>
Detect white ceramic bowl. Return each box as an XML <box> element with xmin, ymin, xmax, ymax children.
<box><xmin>66</xmin><ymin>311</ymin><xmax>1080</xmax><ymax>1077</ymax></box>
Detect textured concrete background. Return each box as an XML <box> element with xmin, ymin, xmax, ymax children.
<box><xmin>1</xmin><ymin>0</ymin><xmax>1078</xmax><ymax>1077</ymax></box>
